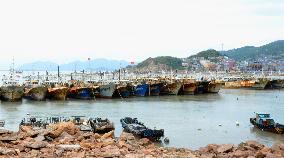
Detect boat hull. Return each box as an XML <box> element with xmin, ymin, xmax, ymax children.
<box><xmin>24</xmin><ymin>86</ymin><xmax>48</xmax><ymax>101</ymax></box>
<box><xmin>271</xmin><ymin>79</ymin><xmax>284</xmax><ymax>89</ymax></box>
<box><xmin>47</xmin><ymin>87</ymin><xmax>69</xmax><ymax>100</ymax></box>
<box><xmin>113</xmin><ymin>86</ymin><xmax>130</xmax><ymax>98</ymax></box>
<box><xmin>250</xmin><ymin>118</ymin><xmax>284</xmax><ymax>134</ymax></box>
<box><xmin>134</xmin><ymin>84</ymin><xmax>149</xmax><ymax>97</ymax></box>
<box><xmin>206</xmin><ymin>82</ymin><xmax>222</xmax><ymax>93</ymax></box>
<box><xmin>147</xmin><ymin>83</ymin><xmax>162</xmax><ymax>96</ymax></box>
<box><xmin>252</xmin><ymin>79</ymin><xmax>269</xmax><ymax>90</ymax></box>
<box><xmin>97</xmin><ymin>84</ymin><xmax>116</xmax><ymax>98</ymax></box>
<box><xmin>196</xmin><ymin>81</ymin><xmax>210</xmax><ymax>94</ymax></box>
<box><xmin>180</xmin><ymin>82</ymin><xmax>197</xmax><ymax>95</ymax></box>
<box><xmin>68</xmin><ymin>87</ymin><xmax>95</xmax><ymax>100</ymax></box>
<box><xmin>1</xmin><ymin>86</ymin><xmax>24</xmax><ymax>102</ymax></box>
<box><xmin>160</xmin><ymin>82</ymin><xmax>182</xmax><ymax>95</ymax></box>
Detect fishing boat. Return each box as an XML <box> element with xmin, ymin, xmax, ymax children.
<box><xmin>160</xmin><ymin>80</ymin><xmax>182</xmax><ymax>95</ymax></box>
<box><xmin>180</xmin><ymin>79</ymin><xmax>197</xmax><ymax>95</ymax></box>
<box><xmin>70</xmin><ymin>116</ymin><xmax>93</xmax><ymax>132</ymax></box>
<box><xmin>24</xmin><ymin>86</ymin><xmax>48</xmax><ymax>101</ymax></box>
<box><xmin>68</xmin><ymin>86</ymin><xmax>96</xmax><ymax>100</ymax></box>
<box><xmin>270</xmin><ymin>79</ymin><xmax>284</xmax><ymax>89</ymax></box>
<box><xmin>113</xmin><ymin>82</ymin><xmax>130</xmax><ymax>98</ymax></box>
<box><xmin>145</xmin><ymin>79</ymin><xmax>162</xmax><ymax>96</ymax></box>
<box><xmin>206</xmin><ymin>81</ymin><xmax>222</xmax><ymax>93</ymax></box>
<box><xmin>1</xmin><ymin>85</ymin><xmax>24</xmax><ymax>102</ymax></box>
<box><xmin>89</xmin><ymin>118</ymin><xmax>115</xmax><ymax>133</ymax></box>
<box><xmin>1</xmin><ymin>63</ymin><xmax>24</xmax><ymax>102</ymax></box>
<box><xmin>196</xmin><ymin>81</ymin><xmax>210</xmax><ymax>94</ymax></box>
<box><xmin>120</xmin><ymin>117</ymin><xmax>164</xmax><ymax>141</ymax></box>
<box><xmin>250</xmin><ymin>113</ymin><xmax>284</xmax><ymax>134</ymax></box>
<box><xmin>24</xmin><ymin>79</ymin><xmax>48</xmax><ymax>101</ymax></box>
<box><xmin>133</xmin><ymin>83</ymin><xmax>149</xmax><ymax>97</ymax></box>
<box><xmin>47</xmin><ymin>86</ymin><xmax>69</xmax><ymax>100</ymax></box>
<box><xmin>96</xmin><ymin>83</ymin><xmax>116</xmax><ymax>98</ymax></box>
<box><xmin>251</xmin><ymin>78</ymin><xmax>269</xmax><ymax>90</ymax></box>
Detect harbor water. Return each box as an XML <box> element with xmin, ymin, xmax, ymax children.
<box><xmin>0</xmin><ymin>89</ymin><xmax>284</xmax><ymax>150</ymax></box>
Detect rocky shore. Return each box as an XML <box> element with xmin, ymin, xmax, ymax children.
<box><xmin>0</xmin><ymin>122</ymin><xmax>283</xmax><ymax>158</ymax></box>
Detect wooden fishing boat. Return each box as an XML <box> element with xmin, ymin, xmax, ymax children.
<box><xmin>1</xmin><ymin>85</ymin><xmax>24</xmax><ymax>102</ymax></box>
<box><xmin>180</xmin><ymin>80</ymin><xmax>197</xmax><ymax>95</ymax></box>
<box><xmin>206</xmin><ymin>81</ymin><xmax>222</xmax><ymax>93</ymax></box>
<box><xmin>120</xmin><ymin>117</ymin><xmax>164</xmax><ymax>141</ymax></box>
<box><xmin>160</xmin><ymin>81</ymin><xmax>182</xmax><ymax>95</ymax></box>
<box><xmin>250</xmin><ymin>113</ymin><xmax>284</xmax><ymax>134</ymax></box>
<box><xmin>24</xmin><ymin>86</ymin><xmax>48</xmax><ymax>101</ymax></box>
<box><xmin>47</xmin><ymin>87</ymin><xmax>69</xmax><ymax>100</ymax></box>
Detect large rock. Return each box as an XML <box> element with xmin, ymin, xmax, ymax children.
<box><xmin>217</xmin><ymin>144</ymin><xmax>234</xmax><ymax>153</ymax></box>
<box><xmin>25</xmin><ymin>141</ymin><xmax>48</xmax><ymax>149</ymax></box>
<box><xmin>44</xmin><ymin>122</ymin><xmax>79</xmax><ymax>139</ymax></box>
<box><xmin>101</xmin><ymin>130</ymin><xmax>114</xmax><ymax>140</ymax></box>
<box><xmin>57</xmin><ymin>144</ymin><xmax>81</xmax><ymax>151</ymax></box>
<box><xmin>0</xmin><ymin>129</ymin><xmax>13</xmax><ymax>135</ymax></box>
<box><xmin>245</xmin><ymin>140</ymin><xmax>264</xmax><ymax>150</ymax></box>
<box><xmin>0</xmin><ymin>147</ymin><xmax>16</xmax><ymax>155</ymax></box>
<box><xmin>19</xmin><ymin>126</ymin><xmax>39</xmax><ymax>137</ymax></box>
<box><xmin>0</xmin><ymin>135</ymin><xmax>18</xmax><ymax>142</ymax></box>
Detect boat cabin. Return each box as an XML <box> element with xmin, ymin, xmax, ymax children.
<box><xmin>255</xmin><ymin>113</ymin><xmax>275</xmax><ymax>126</ymax></box>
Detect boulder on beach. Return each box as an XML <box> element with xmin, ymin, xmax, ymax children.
<box><xmin>44</xmin><ymin>122</ymin><xmax>80</xmax><ymax>139</ymax></box>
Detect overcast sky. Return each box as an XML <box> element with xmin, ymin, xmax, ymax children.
<box><xmin>0</xmin><ymin>0</ymin><xmax>283</xmax><ymax>69</ymax></box>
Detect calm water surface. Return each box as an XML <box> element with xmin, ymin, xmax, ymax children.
<box><xmin>0</xmin><ymin>89</ymin><xmax>284</xmax><ymax>149</ymax></box>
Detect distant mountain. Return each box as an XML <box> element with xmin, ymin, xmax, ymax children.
<box><xmin>221</xmin><ymin>40</ymin><xmax>284</xmax><ymax>61</ymax></box>
<box><xmin>135</xmin><ymin>56</ymin><xmax>184</xmax><ymax>71</ymax></box>
<box><xmin>188</xmin><ymin>49</ymin><xmax>221</xmax><ymax>59</ymax></box>
<box><xmin>19</xmin><ymin>61</ymin><xmax>58</xmax><ymax>71</ymax></box>
<box><xmin>19</xmin><ymin>59</ymin><xmax>129</xmax><ymax>71</ymax></box>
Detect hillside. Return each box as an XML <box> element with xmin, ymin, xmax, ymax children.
<box><xmin>222</xmin><ymin>40</ymin><xmax>284</xmax><ymax>61</ymax></box>
<box><xmin>136</xmin><ymin>56</ymin><xmax>184</xmax><ymax>71</ymax></box>
<box><xmin>188</xmin><ymin>49</ymin><xmax>221</xmax><ymax>59</ymax></box>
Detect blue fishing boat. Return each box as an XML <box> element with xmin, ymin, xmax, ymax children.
<box><xmin>134</xmin><ymin>84</ymin><xmax>149</xmax><ymax>97</ymax></box>
<box><xmin>113</xmin><ymin>84</ymin><xmax>130</xmax><ymax>98</ymax></box>
<box><xmin>147</xmin><ymin>83</ymin><xmax>162</xmax><ymax>96</ymax></box>
<box><xmin>68</xmin><ymin>87</ymin><xmax>96</xmax><ymax>100</ymax></box>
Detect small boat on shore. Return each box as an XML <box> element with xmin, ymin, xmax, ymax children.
<box><xmin>250</xmin><ymin>113</ymin><xmax>284</xmax><ymax>134</ymax></box>
<box><xmin>89</xmin><ymin>118</ymin><xmax>115</xmax><ymax>133</ymax></box>
<box><xmin>120</xmin><ymin>117</ymin><xmax>164</xmax><ymax>141</ymax></box>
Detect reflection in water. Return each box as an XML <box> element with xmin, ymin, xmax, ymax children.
<box><xmin>0</xmin><ymin>89</ymin><xmax>283</xmax><ymax>149</ymax></box>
